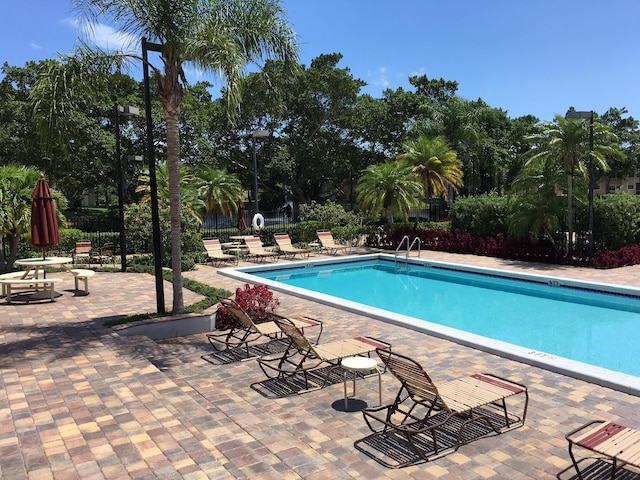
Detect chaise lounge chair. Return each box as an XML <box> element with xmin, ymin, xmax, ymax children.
<box><xmin>207</xmin><ymin>297</ymin><xmax>323</xmax><ymax>361</ymax></box>
<box><xmin>362</xmin><ymin>349</ymin><xmax>528</xmax><ymax>462</ymax></box>
<box><xmin>203</xmin><ymin>238</ymin><xmax>237</xmax><ymax>266</ymax></box>
<box><xmin>257</xmin><ymin>315</ymin><xmax>391</xmax><ymax>393</ymax></box>
<box><xmin>566</xmin><ymin>420</ymin><xmax>640</xmax><ymax>479</ymax></box>
<box><xmin>274</xmin><ymin>233</ymin><xmax>311</xmax><ymax>259</ymax></box>
<box><xmin>317</xmin><ymin>230</ymin><xmax>350</xmax><ymax>255</ymax></box>
<box><xmin>243</xmin><ymin>236</ymin><xmax>279</xmax><ymax>262</ymax></box>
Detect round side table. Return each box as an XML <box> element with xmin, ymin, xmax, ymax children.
<box><xmin>341</xmin><ymin>356</ymin><xmax>382</xmax><ymax>410</ymax></box>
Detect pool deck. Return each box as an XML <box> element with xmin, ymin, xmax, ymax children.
<box><xmin>1</xmin><ymin>248</ymin><xmax>640</xmax><ymax>479</ymax></box>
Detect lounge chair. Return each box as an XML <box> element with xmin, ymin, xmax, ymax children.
<box><xmin>243</xmin><ymin>236</ymin><xmax>279</xmax><ymax>262</ymax></box>
<box><xmin>207</xmin><ymin>297</ymin><xmax>323</xmax><ymax>361</ymax></box>
<box><xmin>362</xmin><ymin>349</ymin><xmax>528</xmax><ymax>462</ymax></box>
<box><xmin>72</xmin><ymin>241</ymin><xmax>92</xmax><ymax>265</ymax></box>
<box><xmin>566</xmin><ymin>420</ymin><xmax>640</xmax><ymax>479</ymax></box>
<box><xmin>203</xmin><ymin>238</ymin><xmax>237</xmax><ymax>266</ymax></box>
<box><xmin>317</xmin><ymin>230</ymin><xmax>350</xmax><ymax>255</ymax></box>
<box><xmin>257</xmin><ymin>315</ymin><xmax>391</xmax><ymax>393</ymax></box>
<box><xmin>274</xmin><ymin>233</ymin><xmax>310</xmax><ymax>259</ymax></box>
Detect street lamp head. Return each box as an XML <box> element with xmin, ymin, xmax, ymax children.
<box><xmin>252</xmin><ymin>129</ymin><xmax>270</xmax><ymax>138</ymax></box>
<box><xmin>565</xmin><ymin>109</ymin><xmax>593</xmax><ymax>120</ymax></box>
<box><xmin>117</xmin><ymin>105</ymin><xmax>140</xmax><ymax>116</ymax></box>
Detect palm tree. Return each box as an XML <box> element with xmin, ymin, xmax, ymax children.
<box><xmin>73</xmin><ymin>0</ymin><xmax>298</xmax><ymax>313</ymax></box>
<box><xmin>136</xmin><ymin>163</ymin><xmax>204</xmax><ymax>224</ymax></box>
<box><xmin>356</xmin><ymin>160</ymin><xmax>422</xmax><ymax>227</ymax></box>
<box><xmin>397</xmin><ymin>135</ymin><xmax>464</xmax><ymax>202</ymax></box>
<box><xmin>0</xmin><ymin>165</ymin><xmax>43</xmax><ymax>271</ymax></box>
<box><xmin>194</xmin><ymin>164</ymin><xmax>243</xmax><ymax>220</ymax></box>
<box><xmin>521</xmin><ymin>114</ymin><xmax>621</xmax><ymax>253</ymax></box>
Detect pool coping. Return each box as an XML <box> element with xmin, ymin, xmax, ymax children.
<box><xmin>218</xmin><ymin>253</ymin><xmax>640</xmax><ymax>397</ymax></box>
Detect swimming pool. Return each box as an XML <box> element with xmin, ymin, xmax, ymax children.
<box><xmin>219</xmin><ymin>254</ymin><xmax>640</xmax><ymax>395</ymax></box>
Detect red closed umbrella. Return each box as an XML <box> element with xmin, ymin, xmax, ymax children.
<box><xmin>236</xmin><ymin>201</ymin><xmax>247</xmax><ymax>231</ymax></box>
<box><xmin>31</xmin><ymin>176</ymin><xmax>60</xmax><ymax>259</ymax></box>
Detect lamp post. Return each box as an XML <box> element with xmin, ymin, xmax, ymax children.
<box><xmin>114</xmin><ymin>103</ymin><xmax>139</xmax><ymax>272</ymax></box>
<box><xmin>128</xmin><ymin>154</ymin><xmax>144</xmax><ymax>172</ymax></box>
<box><xmin>565</xmin><ymin>109</ymin><xmax>595</xmax><ymax>259</ymax></box>
<box><xmin>251</xmin><ymin>129</ymin><xmax>270</xmax><ymax>217</ymax></box>
<box><xmin>142</xmin><ymin>37</ymin><xmax>165</xmax><ymax>314</ymax></box>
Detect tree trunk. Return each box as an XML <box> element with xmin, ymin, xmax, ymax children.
<box><xmin>160</xmin><ymin>58</ymin><xmax>184</xmax><ymax>315</ymax></box>
<box><xmin>566</xmin><ymin>173</ymin><xmax>573</xmax><ymax>255</ymax></box>
<box><xmin>386</xmin><ymin>206</ymin><xmax>394</xmax><ymax>227</ymax></box>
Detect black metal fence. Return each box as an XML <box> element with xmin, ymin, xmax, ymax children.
<box><xmin>64</xmin><ymin>204</ymin><xmax>447</xmax><ymax>255</ymax></box>
<box><xmin>201</xmin><ymin>210</ymin><xmax>295</xmax><ymax>242</ymax></box>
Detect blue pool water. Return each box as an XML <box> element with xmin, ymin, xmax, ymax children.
<box><xmin>241</xmin><ymin>257</ymin><xmax>640</xmax><ymax>378</ymax></box>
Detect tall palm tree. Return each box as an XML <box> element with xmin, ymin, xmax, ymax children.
<box><xmin>397</xmin><ymin>135</ymin><xmax>463</xmax><ymax>202</ymax></box>
<box><xmin>356</xmin><ymin>160</ymin><xmax>422</xmax><ymax>227</ymax></box>
<box><xmin>521</xmin><ymin>114</ymin><xmax>621</xmax><ymax>253</ymax></box>
<box><xmin>73</xmin><ymin>0</ymin><xmax>298</xmax><ymax>313</ymax></box>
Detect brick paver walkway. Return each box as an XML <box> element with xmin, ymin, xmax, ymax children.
<box><xmin>1</xmin><ymin>250</ymin><xmax>639</xmax><ymax>479</ymax></box>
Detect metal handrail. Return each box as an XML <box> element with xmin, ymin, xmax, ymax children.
<box><xmin>394</xmin><ymin>235</ymin><xmax>421</xmax><ymax>265</ymax></box>
<box><xmin>409</xmin><ymin>237</ymin><xmax>421</xmax><ymax>258</ymax></box>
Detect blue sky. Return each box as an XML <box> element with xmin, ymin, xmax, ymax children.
<box><xmin>2</xmin><ymin>0</ymin><xmax>639</xmax><ymax>122</ymax></box>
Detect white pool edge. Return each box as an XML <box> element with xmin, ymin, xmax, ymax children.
<box><xmin>218</xmin><ymin>253</ymin><xmax>640</xmax><ymax>397</ymax></box>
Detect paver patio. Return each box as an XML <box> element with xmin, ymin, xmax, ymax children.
<box><xmin>1</xmin><ymin>249</ymin><xmax>639</xmax><ymax>479</ymax></box>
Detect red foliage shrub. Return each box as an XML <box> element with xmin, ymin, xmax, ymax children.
<box><xmin>383</xmin><ymin>228</ymin><xmax>566</xmax><ymax>264</ymax></box>
<box><xmin>592</xmin><ymin>244</ymin><xmax>640</xmax><ymax>268</ymax></box>
<box><xmin>215</xmin><ymin>284</ymin><xmax>280</xmax><ymax>329</ymax></box>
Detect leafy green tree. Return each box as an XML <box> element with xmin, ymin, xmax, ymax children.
<box><xmin>74</xmin><ymin>0</ymin><xmax>298</xmax><ymax>313</ymax></box>
<box><xmin>356</xmin><ymin>159</ymin><xmax>422</xmax><ymax>226</ymax></box>
<box><xmin>397</xmin><ymin>135</ymin><xmax>463</xmax><ymax>202</ymax></box>
<box><xmin>28</xmin><ymin>52</ymin><xmax>142</xmax><ymax>206</ymax></box>
<box><xmin>520</xmin><ymin>114</ymin><xmax>622</xmax><ymax>253</ymax></box>
<box><xmin>0</xmin><ymin>63</ymin><xmax>44</xmax><ymax>167</ymax></box>
<box><xmin>221</xmin><ymin>53</ymin><xmax>366</xmax><ymax>209</ymax></box>
<box><xmin>600</xmin><ymin>107</ymin><xmax>640</xmax><ymax>185</ymax></box>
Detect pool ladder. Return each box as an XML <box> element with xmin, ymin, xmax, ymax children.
<box><xmin>395</xmin><ymin>235</ymin><xmax>420</xmax><ymax>265</ymax></box>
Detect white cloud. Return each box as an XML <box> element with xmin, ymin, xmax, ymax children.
<box><xmin>409</xmin><ymin>67</ymin><xmax>427</xmax><ymax>78</ymax></box>
<box><xmin>62</xmin><ymin>17</ymin><xmax>137</xmax><ymax>55</ymax></box>
<box><xmin>31</xmin><ymin>42</ymin><xmax>42</xmax><ymax>51</ymax></box>
<box><xmin>368</xmin><ymin>66</ymin><xmax>390</xmax><ymax>89</ymax></box>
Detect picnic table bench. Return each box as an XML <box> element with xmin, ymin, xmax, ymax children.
<box><xmin>0</xmin><ymin>277</ymin><xmax>64</xmax><ymax>303</ymax></box>
<box><xmin>68</xmin><ymin>269</ymin><xmax>95</xmax><ymax>293</ymax></box>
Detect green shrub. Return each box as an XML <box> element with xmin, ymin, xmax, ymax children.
<box><xmin>450</xmin><ymin>194</ymin><xmax>510</xmax><ymax>237</ymax></box>
<box><xmin>330</xmin><ymin>225</ymin><xmax>370</xmax><ymax>245</ymax></box>
<box><xmin>293</xmin><ymin>221</ymin><xmax>324</xmax><ymax>243</ymax></box>
<box><xmin>299</xmin><ymin>200</ymin><xmax>362</xmax><ymax>226</ymax></box>
<box><xmin>124</xmin><ymin>202</ymin><xmax>202</xmax><ymax>258</ymax></box>
<box><xmin>591</xmin><ymin>193</ymin><xmax>640</xmax><ymax>251</ymax></box>
<box><xmin>394</xmin><ymin>221</ymin><xmax>450</xmax><ymax>233</ymax></box>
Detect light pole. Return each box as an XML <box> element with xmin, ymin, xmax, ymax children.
<box><xmin>565</xmin><ymin>109</ymin><xmax>595</xmax><ymax>259</ymax></box>
<box><xmin>128</xmin><ymin>154</ymin><xmax>144</xmax><ymax>172</ymax></box>
<box><xmin>251</xmin><ymin>129</ymin><xmax>270</xmax><ymax>217</ymax></box>
<box><xmin>142</xmin><ymin>37</ymin><xmax>165</xmax><ymax>314</ymax></box>
<box><xmin>114</xmin><ymin>103</ymin><xmax>139</xmax><ymax>272</ymax></box>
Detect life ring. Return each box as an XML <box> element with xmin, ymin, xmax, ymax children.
<box><xmin>252</xmin><ymin>213</ymin><xmax>265</xmax><ymax>230</ymax></box>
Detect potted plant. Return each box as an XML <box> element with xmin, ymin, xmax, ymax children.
<box><xmin>215</xmin><ymin>283</ymin><xmax>280</xmax><ymax>329</ymax></box>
